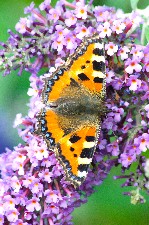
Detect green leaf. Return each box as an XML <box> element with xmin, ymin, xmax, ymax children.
<box><xmin>130</xmin><ymin>0</ymin><xmax>139</xmax><ymax>10</ymax></box>
<box><xmin>145</xmin><ymin>26</ymin><xmax>149</xmax><ymax>43</ymax></box>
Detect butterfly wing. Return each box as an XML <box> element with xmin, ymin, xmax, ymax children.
<box><xmin>46</xmin><ymin>37</ymin><xmax>106</xmax><ymax>104</ymax></box>
<box><xmin>56</xmin><ymin>125</ymin><xmax>100</xmax><ymax>186</ymax></box>
<box><xmin>37</xmin><ymin>35</ymin><xmax>106</xmax><ymax>187</ymax></box>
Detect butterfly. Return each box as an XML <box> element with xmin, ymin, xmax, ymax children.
<box><xmin>36</xmin><ymin>34</ymin><xmax>106</xmax><ymax>187</ymax></box>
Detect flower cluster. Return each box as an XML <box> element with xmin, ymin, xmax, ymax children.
<box><xmin>0</xmin><ymin>0</ymin><xmax>149</xmax><ymax>224</ymax></box>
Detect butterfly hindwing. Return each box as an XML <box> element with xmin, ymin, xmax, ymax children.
<box><xmin>37</xmin><ymin>35</ymin><xmax>106</xmax><ymax>187</ymax></box>
<box><xmin>56</xmin><ymin>125</ymin><xmax>100</xmax><ymax>186</ymax></box>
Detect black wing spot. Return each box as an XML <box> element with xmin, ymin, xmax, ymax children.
<box><xmin>78</xmin><ymin>164</ymin><xmax>89</xmax><ymax>172</ymax></box>
<box><xmin>85</xmin><ymin>136</ymin><xmax>95</xmax><ymax>142</ymax></box>
<box><xmin>70</xmin><ymin>147</ymin><xmax>75</xmax><ymax>152</ymax></box>
<box><xmin>92</xmin><ymin>60</ymin><xmax>105</xmax><ymax>71</ymax></box>
<box><xmin>74</xmin><ymin>154</ymin><xmax>77</xmax><ymax>157</ymax></box>
<box><xmin>93</xmin><ymin>77</ymin><xmax>104</xmax><ymax>83</ymax></box>
<box><xmin>78</xmin><ymin>73</ymin><xmax>90</xmax><ymax>81</ymax></box>
<box><xmin>81</xmin><ymin>65</ymin><xmax>86</xmax><ymax>69</ymax></box>
<box><xmin>69</xmin><ymin>135</ymin><xmax>81</xmax><ymax>143</ymax></box>
<box><xmin>80</xmin><ymin>147</ymin><xmax>94</xmax><ymax>158</ymax></box>
<box><xmin>93</xmin><ymin>48</ymin><xmax>104</xmax><ymax>56</ymax></box>
<box><xmin>86</xmin><ymin>60</ymin><xmax>90</xmax><ymax>63</ymax></box>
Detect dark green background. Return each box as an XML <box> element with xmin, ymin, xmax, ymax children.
<box><xmin>0</xmin><ymin>1</ymin><xmax>149</xmax><ymax>224</ymax></box>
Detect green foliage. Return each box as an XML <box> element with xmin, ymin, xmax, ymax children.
<box><xmin>130</xmin><ymin>0</ymin><xmax>139</xmax><ymax>10</ymax></box>
<box><xmin>145</xmin><ymin>26</ymin><xmax>149</xmax><ymax>42</ymax></box>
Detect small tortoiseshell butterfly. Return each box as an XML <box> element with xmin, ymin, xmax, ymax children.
<box><xmin>36</xmin><ymin>34</ymin><xmax>106</xmax><ymax>187</ymax></box>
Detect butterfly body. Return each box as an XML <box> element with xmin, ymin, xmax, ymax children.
<box><xmin>51</xmin><ymin>78</ymin><xmax>103</xmax><ymax>115</ymax></box>
<box><xmin>37</xmin><ymin>35</ymin><xmax>106</xmax><ymax>187</ymax></box>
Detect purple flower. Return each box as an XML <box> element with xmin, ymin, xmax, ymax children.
<box><xmin>143</xmin><ymin>61</ymin><xmax>149</xmax><ymax>72</ymax></box>
<box><xmin>75</xmin><ymin>2</ymin><xmax>88</xmax><ymax>20</ymax></box>
<box><xmin>112</xmin><ymin>20</ymin><xmax>126</xmax><ymax>34</ymax></box>
<box><xmin>138</xmin><ymin>80</ymin><xmax>148</xmax><ymax>92</ymax></box>
<box><xmin>105</xmin><ymin>42</ymin><xmax>118</xmax><ymax>56</ymax></box>
<box><xmin>130</xmin><ymin>46</ymin><xmax>144</xmax><ymax>60</ymax></box>
<box><xmin>143</xmin><ymin>45</ymin><xmax>149</xmax><ymax>63</ymax></box>
<box><xmin>141</xmin><ymin>91</ymin><xmax>149</xmax><ymax>101</ymax></box>
<box><xmin>26</xmin><ymin>197</ymin><xmax>41</xmax><ymax>212</ymax></box>
<box><xmin>106</xmin><ymin>69</ymin><xmax>115</xmax><ymax>83</ymax></box>
<box><xmin>48</xmin><ymin>8</ymin><xmax>61</xmax><ymax>23</ymax></box>
<box><xmin>121</xmin><ymin>123</ymin><xmax>132</xmax><ymax>133</ymax></box>
<box><xmin>98</xmin><ymin>139</ymin><xmax>107</xmax><ymax>150</ymax></box>
<box><xmin>39</xmin><ymin>0</ymin><xmax>51</xmax><ymax>11</ymax></box>
<box><xmin>38</xmin><ymin>169</ymin><xmax>53</xmax><ymax>183</ymax></box>
<box><xmin>64</xmin><ymin>11</ymin><xmax>77</xmax><ymax>27</ymax></box>
<box><xmin>112</xmin><ymin>77</ymin><xmax>123</xmax><ymax>90</ymax></box>
<box><xmin>134</xmin><ymin>133</ymin><xmax>149</xmax><ymax>152</ymax></box>
<box><xmin>44</xmin><ymin>190</ymin><xmax>59</xmax><ymax>203</ymax></box>
<box><xmin>109</xmin><ymin>106</ymin><xmax>124</xmax><ymax>122</ymax></box>
<box><xmin>107</xmin><ymin>141</ymin><xmax>120</xmax><ymax>156</ymax></box>
<box><xmin>102</xmin><ymin>116</ymin><xmax>115</xmax><ymax>130</ymax></box>
<box><xmin>94</xmin><ymin>6</ymin><xmax>110</xmax><ymax>22</ymax></box>
<box><xmin>97</xmin><ymin>22</ymin><xmax>112</xmax><ymax>38</ymax></box>
<box><xmin>119</xmin><ymin>152</ymin><xmax>136</xmax><ymax>167</ymax></box>
<box><xmin>10</xmin><ymin>176</ymin><xmax>21</xmax><ymax>193</ymax></box>
<box><xmin>24</xmin><ymin>2</ymin><xmax>35</xmax><ymax>14</ymax></box>
<box><xmin>11</xmin><ymin>219</ymin><xmax>28</xmax><ymax>225</ymax></box>
<box><xmin>125</xmin><ymin>58</ymin><xmax>142</xmax><ymax>74</ymax></box>
<box><xmin>0</xmin><ymin>215</ymin><xmax>4</xmax><ymax>224</ymax></box>
<box><xmin>6</xmin><ymin>209</ymin><xmax>19</xmax><ymax>223</ymax></box>
<box><xmin>15</xmin><ymin>18</ymin><xmax>31</xmax><ymax>34</ymax></box>
<box><xmin>65</xmin><ymin>35</ymin><xmax>77</xmax><ymax>50</ymax></box>
<box><xmin>126</xmin><ymin>75</ymin><xmax>142</xmax><ymax>91</ymax></box>
<box><xmin>144</xmin><ymin>104</ymin><xmax>149</xmax><ymax>118</ymax></box>
<box><xmin>118</xmin><ymin>46</ymin><xmax>130</xmax><ymax>60</ymax></box>
<box><xmin>75</xmin><ymin>24</ymin><xmax>89</xmax><ymax>39</ymax></box>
